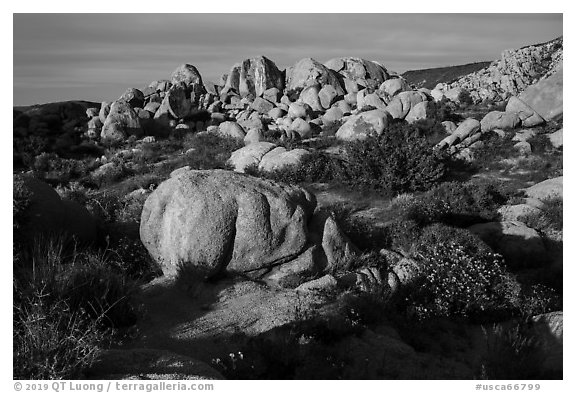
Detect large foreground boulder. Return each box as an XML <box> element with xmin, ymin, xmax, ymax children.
<box><xmin>140</xmin><ymin>169</ymin><xmax>357</xmax><ymax>287</ymax></box>
<box><xmin>140</xmin><ymin>169</ymin><xmax>316</xmax><ymax>278</ymax></box>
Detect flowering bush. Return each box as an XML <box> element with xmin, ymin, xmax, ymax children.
<box><xmin>405</xmin><ymin>243</ymin><xmax>516</xmax><ymax>320</ymax></box>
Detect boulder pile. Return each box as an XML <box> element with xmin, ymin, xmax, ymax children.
<box><xmin>83</xmin><ymin>44</ymin><xmax>561</xmax><ymax>162</ymax></box>
<box><xmin>436</xmin><ymin>72</ymin><xmax>562</xmax><ymax>161</ymax></box>
<box><xmin>83</xmin><ymin>55</ymin><xmax>441</xmax><ymax>145</ymax></box>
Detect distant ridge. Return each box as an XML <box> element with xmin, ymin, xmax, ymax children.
<box><xmin>402</xmin><ymin>62</ymin><xmax>491</xmax><ymax>90</ymax></box>
<box><xmin>14</xmin><ymin>100</ymin><xmax>101</xmax><ymax>115</ymax></box>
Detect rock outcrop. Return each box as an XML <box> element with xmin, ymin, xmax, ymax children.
<box><xmin>448</xmin><ymin>37</ymin><xmax>562</xmax><ymax>103</ymax></box>
<box><xmin>140</xmin><ymin>169</ymin><xmax>357</xmax><ymax>287</ymax></box>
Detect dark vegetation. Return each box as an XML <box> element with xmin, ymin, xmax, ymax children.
<box><xmin>402</xmin><ymin>61</ymin><xmax>491</xmax><ymax>89</ymax></box>
<box><xmin>249</xmin><ymin>119</ymin><xmax>450</xmax><ymax>195</ymax></box>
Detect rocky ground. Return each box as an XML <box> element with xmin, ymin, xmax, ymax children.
<box><xmin>13</xmin><ymin>37</ymin><xmax>563</xmax><ymax>380</ymax></box>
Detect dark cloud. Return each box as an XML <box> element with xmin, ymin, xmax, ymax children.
<box><xmin>13</xmin><ymin>13</ymin><xmax>562</xmax><ymax>105</ymax></box>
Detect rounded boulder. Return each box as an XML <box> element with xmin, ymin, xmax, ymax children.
<box><xmin>140</xmin><ymin>169</ymin><xmax>317</xmax><ymax>278</ymax></box>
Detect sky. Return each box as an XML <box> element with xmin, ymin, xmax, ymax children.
<box><xmin>13</xmin><ymin>13</ymin><xmax>563</xmax><ymax>106</ymax></box>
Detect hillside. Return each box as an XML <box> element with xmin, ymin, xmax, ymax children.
<box><xmin>402</xmin><ymin>61</ymin><xmax>491</xmax><ymax>89</ymax></box>
<box><xmin>448</xmin><ymin>36</ymin><xmax>563</xmax><ymax>103</ymax></box>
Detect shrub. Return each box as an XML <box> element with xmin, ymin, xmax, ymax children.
<box><xmin>55</xmin><ymin>181</ymin><xmax>92</xmax><ymax>205</ymax></box>
<box><xmin>343</xmin><ymin>122</ymin><xmax>448</xmax><ymax>193</ymax></box>
<box><xmin>91</xmin><ymin>160</ymin><xmax>133</xmax><ymax>188</ymax></box>
<box><xmin>14</xmin><ymin>135</ymin><xmax>49</xmax><ymax>169</ymax></box>
<box><xmin>471</xmin><ymin>132</ymin><xmax>518</xmax><ymax>169</ymax></box>
<box><xmin>402</xmin><ymin>243</ymin><xmax>516</xmax><ymax>321</ymax></box>
<box><xmin>527</xmin><ymin>133</ymin><xmax>555</xmax><ymax>154</ymax></box>
<box><xmin>434</xmin><ymin>98</ymin><xmax>462</xmax><ymax>123</ymax></box>
<box><xmin>410</xmin><ymin>119</ymin><xmax>450</xmax><ymax>145</ymax></box>
<box><xmin>86</xmin><ymin>192</ymin><xmax>125</xmax><ymax>224</ymax></box>
<box><xmin>182</xmin><ymin>132</ymin><xmax>244</xmax><ymax>170</ymax></box>
<box><xmin>415</xmin><ymin>223</ymin><xmax>493</xmax><ymax>259</ymax></box>
<box><xmin>397</xmin><ymin>181</ymin><xmax>508</xmax><ymax>227</ymax></box>
<box><xmin>33</xmin><ymin>153</ymin><xmax>90</xmax><ymax>185</ymax></box>
<box><xmin>518</xmin><ymin>284</ymin><xmax>561</xmax><ymax>317</ymax></box>
<box><xmin>247</xmin><ymin>150</ymin><xmax>348</xmax><ymax>184</ymax></box>
<box><xmin>104</xmin><ymin>235</ymin><xmax>161</xmax><ymax>282</ymax></box>
<box><xmin>457</xmin><ymin>90</ymin><xmax>474</xmax><ymax>107</ymax></box>
<box><xmin>85</xmin><ymin>189</ymin><xmax>143</xmax><ymax>225</ymax></box>
<box><xmin>249</xmin><ymin>122</ymin><xmax>448</xmax><ymax>195</ymax></box>
<box><xmin>385</xmin><ymin>218</ymin><xmax>422</xmax><ymax>255</ymax></box>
